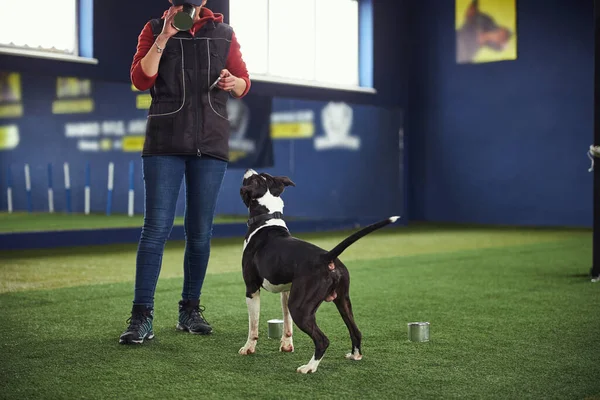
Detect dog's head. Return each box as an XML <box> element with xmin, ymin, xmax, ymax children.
<box><xmin>240</xmin><ymin>169</ymin><xmax>295</xmax><ymax>215</ymax></box>
<box><xmin>463</xmin><ymin>1</ymin><xmax>512</xmax><ymax>51</ymax></box>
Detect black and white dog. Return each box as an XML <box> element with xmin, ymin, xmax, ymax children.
<box><xmin>238</xmin><ymin>169</ymin><xmax>400</xmax><ymax>374</ymax></box>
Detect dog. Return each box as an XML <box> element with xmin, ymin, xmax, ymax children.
<box><xmin>237</xmin><ymin>169</ymin><xmax>400</xmax><ymax>373</ymax></box>
<box><xmin>456</xmin><ymin>0</ymin><xmax>513</xmax><ymax>63</ymax></box>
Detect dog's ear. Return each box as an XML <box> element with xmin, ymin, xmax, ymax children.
<box><xmin>261</xmin><ymin>173</ymin><xmax>294</xmax><ymax>186</ymax></box>
<box><xmin>466</xmin><ymin>0</ymin><xmax>478</xmax><ymax>20</ymax></box>
<box><xmin>276</xmin><ymin>176</ymin><xmax>295</xmax><ymax>187</ymax></box>
<box><xmin>268</xmin><ymin>176</ymin><xmax>295</xmax><ymax>197</ymax></box>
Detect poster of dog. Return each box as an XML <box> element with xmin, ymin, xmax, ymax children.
<box><xmin>456</xmin><ymin>0</ymin><xmax>517</xmax><ymax>64</ymax></box>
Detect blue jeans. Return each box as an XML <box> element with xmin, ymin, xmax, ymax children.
<box><xmin>133</xmin><ymin>155</ymin><xmax>227</xmax><ymax>308</ymax></box>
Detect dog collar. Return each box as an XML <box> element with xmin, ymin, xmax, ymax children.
<box><xmin>247</xmin><ymin>212</ymin><xmax>284</xmax><ymax>227</ymax></box>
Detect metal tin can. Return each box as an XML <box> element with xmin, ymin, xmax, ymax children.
<box><xmin>267</xmin><ymin>319</ymin><xmax>283</xmax><ymax>339</ymax></box>
<box><xmin>407</xmin><ymin>322</ymin><xmax>430</xmax><ymax>342</ymax></box>
<box><xmin>172</xmin><ymin>3</ymin><xmax>196</xmax><ymax>31</ymax></box>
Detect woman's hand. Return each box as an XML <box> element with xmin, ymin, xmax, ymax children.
<box><xmin>160</xmin><ymin>6</ymin><xmax>183</xmax><ymax>39</ymax></box>
<box><xmin>217</xmin><ymin>69</ymin><xmax>247</xmax><ymax>97</ymax></box>
<box><xmin>217</xmin><ymin>69</ymin><xmax>237</xmax><ymax>91</ymax></box>
<box><xmin>139</xmin><ymin>6</ymin><xmax>181</xmax><ymax>77</ymax></box>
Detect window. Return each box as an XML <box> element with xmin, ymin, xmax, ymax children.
<box><xmin>0</xmin><ymin>0</ymin><xmax>95</xmax><ymax>63</ymax></box>
<box><xmin>230</xmin><ymin>0</ymin><xmax>365</xmax><ymax>89</ymax></box>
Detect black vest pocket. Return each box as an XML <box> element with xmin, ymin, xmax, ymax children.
<box><xmin>210</xmin><ymin>49</ymin><xmax>225</xmax><ymax>77</ymax></box>
<box><xmin>145</xmin><ymin>114</ymin><xmax>175</xmax><ymax>152</ymax></box>
<box><xmin>148</xmin><ymin>101</ymin><xmax>183</xmax><ymax>117</ymax></box>
<box><xmin>208</xmin><ymin>91</ymin><xmax>229</xmax><ymax>120</ymax></box>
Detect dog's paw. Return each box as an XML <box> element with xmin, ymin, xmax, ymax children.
<box><xmin>345</xmin><ymin>349</ymin><xmax>362</xmax><ymax>361</ymax></box>
<box><xmin>296</xmin><ymin>357</ymin><xmax>321</xmax><ymax>374</ymax></box>
<box><xmin>279</xmin><ymin>336</ymin><xmax>294</xmax><ymax>352</ymax></box>
<box><xmin>280</xmin><ymin>344</ymin><xmax>294</xmax><ymax>352</ymax></box>
<box><xmin>297</xmin><ymin>364</ymin><xmax>318</xmax><ymax>374</ymax></box>
<box><xmin>239</xmin><ymin>341</ymin><xmax>257</xmax><ymax>355</ymax></box>
<box><xmin>239</xmin><ymin>346</ymin><xmax>256</xmax><ymax>355</ymax></box>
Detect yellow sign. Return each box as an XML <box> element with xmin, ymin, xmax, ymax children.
<box><xmin>52</xmin><ymin>99</ymin><xmax>94</xmax><ymax>114</ymax></box>
<box><xmin>0</xmin><ymin>125</ymin><xmax>20</xmax><ymax>150</ymax></box>
<box><xmin>0</xmin><ymin>72</ymin><xmax>21</xmax><ymax>102</ymax></box>
<box><xmin>56</xmin><ymin>77</ymin><xmax>91</xmax><ymax>98</ymax></box>
<box><xmin>136</xmin><ymin>94</ymin><xmax>152</xmax><ymax>110</ymax></box>
<box><xmin>228</xmin><ymin>150</ymin><xmax>248</xmax><ymax>162</ymax></box>
<box><xmin>0</xmin><ymin>104</ymin><xmax>23</xmax><ymax>118</ymax></box>
<box><xmin>0</xmin><ymin>72</ymin><xmax>23</xmax><ymax>119</ymax></box>
<box><xmin>456</xmin><ymin>0</ymin><xmax>517</xmax><ymax>64</ymax></box>
<box><xmin>270</xmin><ymin>110</ymin><xmax>315</xmax><ymax>139</ymax></box>
<box><xmin>123</xmin><ymin>136</ymin><xmax>145</xmax><ymax>152</ymax></box>
<box><xmin>271</xmin><ymin>122</ymin><xmax>314</xmax><ymax>139</ymax></box>
<box><xmin>132</xmin><ymin>83</ymin><xmax>152</xmax><ymax>109</ymax></box>
<box><xmin>100</xmin><ymin>138</ymin><xmax>113</xmax><ymax>151</ymax></box>
<box><xmin>53</xmin><ymin>77</ymin><xmax>95</xmax><ymax>114</ymax></box>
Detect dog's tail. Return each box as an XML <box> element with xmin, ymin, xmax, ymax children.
<box><xmin>321</xmin><ymin>216</ymin><xmax>401</xmax><ymax>263</ymax></box>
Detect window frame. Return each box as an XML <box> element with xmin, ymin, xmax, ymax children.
<box><xmin>0</xmin><ymin>0</ymin><xmax>97</xmax><ymax>65</ymax></box>
<box><xmin>229</xmin><ymin>0</ymin><xmax>375</xmax><ymax>94</ymax></box>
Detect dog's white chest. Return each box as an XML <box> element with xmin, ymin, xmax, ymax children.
<box><xmin>262</xmin><ymin>278</ymin><xmax>292</xmax><ymax>293</ymax></box>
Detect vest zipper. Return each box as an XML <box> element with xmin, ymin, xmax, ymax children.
<box><xmin>193</xmin><ymin>39</ymin><xmax>200</xmax><ymax>157</ymax></box>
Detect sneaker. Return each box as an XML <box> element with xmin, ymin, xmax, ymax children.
<box><xmin>119</xmin><ymin>305</ymin><xmax>154</xmax><ymax>345</ymax></box>
<box><xmin>177</xmin><ymin>299</ymin><xmax>213</xmax><ymax>335</ymax></box>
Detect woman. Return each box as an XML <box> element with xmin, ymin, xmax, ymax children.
<box><xmin>119</xmin><ymin>0</ymin><xmax>251</xmax><ymax>344</ymax></box>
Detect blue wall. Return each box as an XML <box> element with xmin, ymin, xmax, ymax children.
<box><xmin>2</xmin><ymin>0</ymin><xmax>594</xmax><ymax>228</ymax></box>
<box><xmin>217</xmin><ymin>99</ymin><xmax>403</xmax><ymax>219</ymax></box>
<box><xmin>0</xmin><ymin>0</ymin><xmax>408</xmax><ymax>222</ymax></box>
<box><xmin>407</xmin><ymin>0</ymin><xmax>594</xmax><ymax>227</ymax></box>
<box><xmin>0</xmin><ymin>86</ymin><xmax>403</xmax><ymax>220</ymax></box>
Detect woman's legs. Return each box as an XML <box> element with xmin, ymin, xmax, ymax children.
<box><xmin>176</xmin><ymin>155</ymin><xmax>227</xmax><ymax>334</ymax></box>
<box><xmin>133</xmin><ymin>155</ymin><xmax>186</xmax><ymax>307</ymax></box>
<box><xmin>120</xmin><ymin>155</ymin><xmax>186</xmax><ymax>344</ymax></box>
<box><xmin>181</xmin><ymin>155</ymin><xmax>228</xmax><ymax>301</ymax></box>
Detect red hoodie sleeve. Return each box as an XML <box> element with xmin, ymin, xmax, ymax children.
<box><xmin>131</xmin><ymin>22</ymin><xmax>251</xmax><ymax>96</ymax></box>
<box><xmin>130</xmin><ymin>22</ymin><xmax>158</xmax><ymax>91</ymax></box>
<box><xmin>226</xmin><ymin>31</ymin><xmax>251</xmax><ymax>98</ymax></box>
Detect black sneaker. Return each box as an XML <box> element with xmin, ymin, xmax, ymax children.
<box><xmin>119</xmin><ymin>305</ymin><xmax>154</xmax><ymax>345</ymax></box>
<box><xmin>177</xmin><ymin>299</ymin><xmax>213</xmax><ymax>335</ymax></box>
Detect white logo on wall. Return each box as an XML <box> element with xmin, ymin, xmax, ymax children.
<box><xmin>64</xmin><ymin>119</ymin><xmax>146</xmax><ymax>152</ymax></box>
<box><xmin>315</xmin><ymin>101</ymin><xmax>360</xmax><ymax>151</ymax></box>
<box><xmin>228</xmin><ymin>98</ymin><xmax>255</xmax><ymax>153</ymax></box>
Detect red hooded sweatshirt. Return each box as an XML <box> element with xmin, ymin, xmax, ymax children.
<box><xmin>130</xmin><ymin>7</ymin><xmax>251</xmax><ymax>98</ymax></box>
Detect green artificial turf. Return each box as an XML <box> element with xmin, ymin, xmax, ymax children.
<box><xmin>0</xmin><ymin>226</ymin><xmax>599</xmax><ymax>399</ymax></box>
<box><xmin>0</xmin><ymin>212</ymin><xmax>246</xmax><ymax>233</ymax></box>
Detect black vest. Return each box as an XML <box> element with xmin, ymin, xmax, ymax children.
<box><xmin>143</xmin><ymin>19</ymin><xmax>233</xmax><ymax>161</ymax></box>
